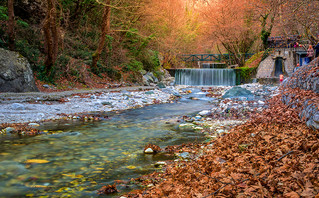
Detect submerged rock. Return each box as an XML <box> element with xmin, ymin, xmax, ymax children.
<box><xmin>178</xmin><ymin>123</ymin><xmax>196</xmax><ymax>132</ymax></box>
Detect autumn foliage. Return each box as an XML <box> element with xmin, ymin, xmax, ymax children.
<box><xmin>127</xmin><ymin>95</ymin><xmax>318</xmax><ymax>197</ymax></box>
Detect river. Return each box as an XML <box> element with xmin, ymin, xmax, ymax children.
<box><xmin>0</xmin><ymin>88</ymin><xmax>213</xmax><ymax>197</ymax></box>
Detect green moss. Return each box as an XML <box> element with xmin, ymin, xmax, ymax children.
<box><xmin>235</xmin><ymin>67</ymin><xmax>257</xmax><ymax>85</ymax></box>
<box><xmin>244</xmin><ymin>51</ymin><xmax>263</xmax><ymax>67</ymax></box>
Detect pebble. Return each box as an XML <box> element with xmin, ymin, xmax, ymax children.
<box><xmin>144</xmin><ymin>148</ymin><xmax>154</xmax><ymax>154</ymax></box>
<box><xmin>11</xmin><ymin>103</ymin><xmax>25</xmax><ymax>110</ymax></box>
<box><xmin>154</xmin><ymin>161</ymin><xmax>167</xmax><ymax>168</ymax></box>
<box><xmin>4</xmin><ymin>127</ymin><xmax>15</xmax><ymax>133</ymax></box>
<box><xmin>178</xmin><ymin>152</ymin><xmax>191</xmax><ymax>159</ymax></box>
<box><xmin>198</xmin><ymin>110</ymin><xmax>211</xmax><ymax>116</ymax></box>
<box><xmin>28</xmin><ymin>123</ymin><xmax>40</xmax><ymax>127</ymax></box>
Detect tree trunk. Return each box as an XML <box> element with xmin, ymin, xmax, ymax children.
<box><xmin>7</xmin><ymin>0</ymin><xmax>15</xmax><ymax>50</ymax></box>
<box><xmin>43</xmin><ymin>0</ymin><xmax>59</xmax><ymax>75</ymax></box>
<box><xmin>92</xmin><ymin>0</ymin><xmax>111</xmax><ymax>71</ymax></box>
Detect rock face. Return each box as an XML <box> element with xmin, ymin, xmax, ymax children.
<box><xmin>0</xmin><ymin>48</ymin><xmax>38</xmax><ymax>92</ymax></box>
<box><xmin>281</xmin><ymin>58</ymin><xmax>319</xmax><ymax>130</ymax></box>
<box><xmin>14</xmin><ymin>0</ymin><xmax>46</xmax><ymax>22</ymax></box>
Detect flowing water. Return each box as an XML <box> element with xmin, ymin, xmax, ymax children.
<box><xmin>175</xmin><ymin>69</ymin><xmax>236</xmax><ymax>86</ymax></box>
<box><xmin>0</xmin><ymin>90</ymin><xmax>213</xmax><ymax>197</ymax></box>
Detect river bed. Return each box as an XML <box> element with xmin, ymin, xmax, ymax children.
<box><xmin>0</xmin><ymin>93</ymin><xmax>212</xmax><ymax>198</ymax></box>
<box><xmin>0</xmin><ymin>84</ymin><xmax>278</xmax><ymax>197</ymax></box>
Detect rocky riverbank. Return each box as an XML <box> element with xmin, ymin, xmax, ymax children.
<box><xmin>281</xmin><ymin>58</ymin><xmax>319</xmax><ymax>130</ymax></box>
<box><xmin>0</xmin><ymin>83</ymin><xmax>278</xmax><ymax>135</ymax></box>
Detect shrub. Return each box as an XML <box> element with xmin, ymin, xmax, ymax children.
<box><xmin>235</xmin><ymin>67</ymin><xmax>257</xmax><ymax>84</ymax></box>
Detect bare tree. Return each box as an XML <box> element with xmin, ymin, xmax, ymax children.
<box><xmin>92</xmin><ymin>0</ymin><xmax>111</xmax><ymax>70</ymax></box>
<box><xmin>43</xmin><ymin>0</ymin><xmax>59</xmax><ymax>75</ymax></box>
<box><xmin>7</xmin><ymin>0</ymin><xmax>15</xmax><ymax>50</ymax></box>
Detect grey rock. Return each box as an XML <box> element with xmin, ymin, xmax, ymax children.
<box><xmin>43</xmin><ymin>84</ymin><xmax>50</xmax><ymax>88</ymax></box>
<box><xmin>178</xmin><ymin>152</ymin><xmax>191</xmax><ymax>159</ymax></box>
<box><xmin>28</xmin><ymin>123</ymin><xmax>40</xmax><ymax>127</ymax></box>
<box><xmin>157</xmin><ymin>82</ymin><xmax>166</xmax><ymax>89</ymax></box>
<box><xmin>198</xmin><ymin>110</ymin><xmax>211</xmax><ymax>116</ymax></box>
<box><xmin>102</xmin><ymin>101</ymin><xmax>112</xmax><ymax>106</ymax></box>
<box><xmin>313</xmin><ymin>113</ymin><xmax>319</xmax><ymax>123</ymax></box>
<box><xmin>4</xmin><ymin>127</ymin><xmax>15</xmax><ymax>133</ymax></box>
<box><xmin>222</xmin><ymin>87</ymin><xmax>254</xmax><ymax>99</ymax></box>
<box><xmin>0</xmin><ymin>48</ymin><xmax>38</xmax><ymax>92</ymax></box>
<box><xmin>37</xmin><ymin>113</ymin><xmax>45</xmax><ymax>117</ymax></box>
<box><xmin>11</xmin><ymin>103</ymin><xmax>25</xmax><ymax>110</ymax></box>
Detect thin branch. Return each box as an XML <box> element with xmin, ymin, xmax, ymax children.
<box><xmin>276</xmin><ymin>151</ymin><xmax>294</xmax><ymax>162</ymax></box>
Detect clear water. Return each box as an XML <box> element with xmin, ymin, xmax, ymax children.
<box><xmin>175</xmin><ymin>68</ymin><xmax>236</xmax><ymax>86</ymax></box>
<box><xmin>0</xmin><ymin>93</ymin><xmax>212</xmax><ymax>197</ymax></box>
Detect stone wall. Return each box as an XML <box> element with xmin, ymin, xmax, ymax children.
<box><xmin>257</xmin><ymin>48</ymin><xmax>295</xmax><ymax>78</ymax></box>
<box><xmin>281</xmin><ymin>58</ymin><xmax>319</xmax><ymax>130</ymax></box>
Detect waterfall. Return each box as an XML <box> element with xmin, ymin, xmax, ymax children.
<box><xmin>175</xmin><ymin>69</ymin><xmax>236</xmax><ymax>86</ymax></box>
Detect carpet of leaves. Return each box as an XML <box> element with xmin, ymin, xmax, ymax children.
<box><xmin>126</xmin><ymin>95</ymin><xmax>319</xmax><ymax>197</ymax></box>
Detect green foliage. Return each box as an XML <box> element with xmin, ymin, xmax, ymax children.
<box><xmin>262</xmin><ymin>48</ymin><xmax>273</xmax><ymax>61</ymax></box>
<box><xmin>17</xmin><ymin>20</ymin><xmax>29</xmax><ymax>28</ymax></box>
<box><xmin>123</xmin><ymin>59</ymin><xmax>143</xmax><ymax>72</ymax></box>
<box><xmin>35</xmin><ymin>64</ymin><xmax>57</xmax><ymax>84</ymax></box>
<box><xmin>0</xmin><ymin>6</ymin><xmax>8</xmax><ymax>20</ymax></box>
<box><xmin>261</xmin><ymin>30</ymin><xmax>271</xmax><ymax>49</ymax></box>
<box><xmin>124</xmin><ymin>28</ymin><xmax>153</xmax><ymax>57</ymax></box>
<box><xmin>139</xmin><ymin>50</ymin><xmax>160</xmax><ymax>72</ymax></box>
<box><xmin>235</xmin><ymin>67</ymin><xmax>257</xmax><ymax>84</ymax></box>
<box><xmin>15</xmin><ymin>40</ymin><xmax>40</xmax><ymax>66</ymax></box>
<box><xmin>244</xmin><ymin>52</ymin><xmax>263</xmax><ymax>68</ymax></box>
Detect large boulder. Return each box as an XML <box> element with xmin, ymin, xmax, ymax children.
<box><xmin>0</xmin><ymin>48</ymin><xmax>38</xmax><ymax>92</ymax></box>
<box><xmin>222</xmin><ymin>87</ymin><xmax>254</xmax><ymax>100</ymax></box>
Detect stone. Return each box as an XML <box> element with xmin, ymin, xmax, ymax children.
<box><xmin>28</xmin><ymin>123</ymin><xmax>40</xmax><ymax>127</ymax></box>
<box><xmin>37</xmin><ymin>113</ymin><xmax>45</xmax><ymax>117</ymax></box>
<box><xmin>11</xmin><ymin>103</ymin><xmax>26</xmax><ymax>110</ymax></box>
<box><xmin>43</xmin><ymin>84</ymin><xmax>50</xmax><ymax>89</ymax></box>
<box><xmin>313</xmin><ymin>113</ymin><xmax>319</xmax><ymax>123</ymax></box>
<box><xmin>144</xmin><ymin>148</ymin><xmax>154</xmax><ymax>154</ymax></box>
<box><xmin>178</xmin><ymin>123</ymin><xmax>196</xmax><ymax>132</ymax></box>
<box><xmin>258</xmin><ymin>100</ymin><xmax>265</xmax><ymax>105</ymax></box>
<box><xmin>102</xmin><ymin>101</ymin><xmax>112</xmax><ymax>106</ymax></box>
<box><xmin>178</xmin><ymin>152</ymin><xmax>191</xmax><ymax>159</ymax></box>
<box><xmin>145</xmin><ymin>91</ymin><xmax>154</xmax><ymax>95</ymax></box>
<box><xmin>157</xmin><ymin>82</ymin><xmax>166</xmax><ymax>89</ymax></box>
<box><xmin>0</xmin><ymin>48</ymin><xmax>38</xmax><ymax>92</ymax></box>
<box><xmin>4</xmin><ymin>127</ymin><xmax>15</xmax><ymax>133</ymax></box>
<box><xmin>194</xmin><ymin>115</ymin><xmax>202</xmax><ymax>120</ymax></box>
<box><xmin>222</xmin><ymin>87</ymin><xmax>254</xmax><ymax>99</ymax></box>
<box><xmin>198</xmin><ymin>110</ymin><xmax>211</xmax><ymax>116</ymax></box>
<box><xmin>154</xmin><ymin>161</ymin><xmax>167</xmax><ymax>168</ymax></box>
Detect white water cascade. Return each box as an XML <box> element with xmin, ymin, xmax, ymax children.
<box><xmin>175</xmin><ymin>68</ymin><xmax>236</xmax><ymax>86</ymax></box>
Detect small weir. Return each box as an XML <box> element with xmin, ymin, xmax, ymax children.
<box><xmin>175</xmin><ymin>68</ymin><xmax>236</xmax><ymax>86</ymax></box>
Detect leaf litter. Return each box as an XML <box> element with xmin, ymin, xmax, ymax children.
<box><xmin>124</xmin><ymin>93</ymin><xmax>318</xmax><ymax>197</ymax></box>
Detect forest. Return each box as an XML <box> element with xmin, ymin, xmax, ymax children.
<box><xmin>0</xmin><ymin>0</ymin><xmax>318</xmax><ymax>86</ymax></box>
